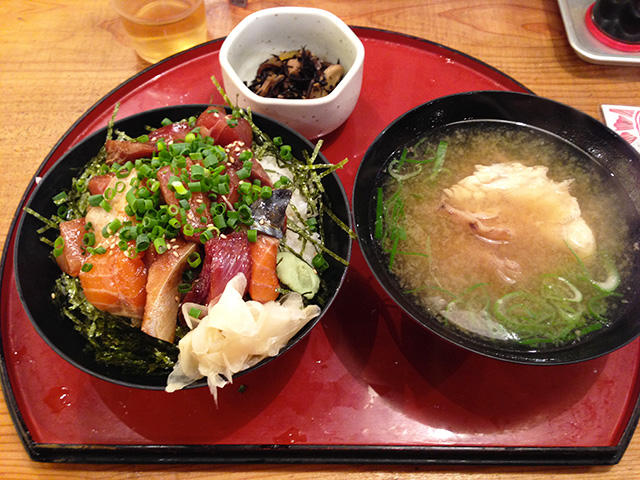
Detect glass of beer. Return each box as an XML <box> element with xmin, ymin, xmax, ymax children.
<box><xmin>111</xmin><ymin>0</ymin><xmax>208</xmax><ymax>63</ymax></box>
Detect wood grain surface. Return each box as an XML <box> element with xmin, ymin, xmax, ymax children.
<box><xmin>2</xmin><ymin>0</ymin><xmax>640</xmax><ymax>478</ymax></box>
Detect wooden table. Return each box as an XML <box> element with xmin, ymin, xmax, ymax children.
<box><xmin>2</xmin><ymin>0</ymin><xmax>640</xmax><ymax>478</ymax></box>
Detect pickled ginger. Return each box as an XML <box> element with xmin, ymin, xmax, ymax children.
<box><xmin>166</xmin><ymin>273</ymin><xmax>320</xmax><ymax>402</ymax></box>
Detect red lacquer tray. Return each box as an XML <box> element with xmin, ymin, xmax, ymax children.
<box><xmin>2</xmin><ymin>28</ymin><xmax>640</xmax><ymax>465</ymax></box>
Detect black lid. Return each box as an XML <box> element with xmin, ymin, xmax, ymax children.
<box><xmin>592</xmin><ymin>0</ymin><xmax>640</xmax><ymax>44</ymax></box>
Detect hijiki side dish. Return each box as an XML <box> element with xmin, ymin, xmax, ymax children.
<box><xmin>28</xmin><ymin>81</ymin><xmax>351</xmax><ymax>400</ymax></box>
<box><xmin>247</xmin><ymin>48</ymin><xmax>345</xmax><ymax>100</ymax></box>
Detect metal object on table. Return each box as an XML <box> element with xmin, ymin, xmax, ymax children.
<box><xmin>557</xmin><ymin>0</ymin><xmax>640</xmax><ymax>65</ymax></box>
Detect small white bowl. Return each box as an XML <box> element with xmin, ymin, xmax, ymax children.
<box><xmin>219</xmin><ymin>7</ymin><xmax>365</xmax><ymax>139</ymax></box>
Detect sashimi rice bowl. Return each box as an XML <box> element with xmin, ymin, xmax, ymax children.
<box><xmin>16</xmin><ymin>95</ymin><xmax>352</xmax><ymax>398</ymax></box>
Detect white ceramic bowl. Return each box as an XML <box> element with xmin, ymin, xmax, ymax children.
<box><xmin>219</xmin><ymin>7</ymin><xmax>365</xmax><ymax>139</ymax></box>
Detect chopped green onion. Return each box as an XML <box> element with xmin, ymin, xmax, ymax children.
<box><xmin>260</xmin><ymin>186</ymin><xmax>272</xmax><ymax>199</ymax></box>
<box><xmin>53</xmin><ymin>236</ymin><xmax>65</xmax><ymax>257</ymax></box>
<box><xmin>147</xmin><ymin>179</ymin><xmax>160</xmax><ymax>193</ymax></box>
<box><xmin>191</xmin><ymin>164</ymin><xmax>205</xmax><ymax>180</ymax></box>
<box><xmin>52</xmin><ymin>192</ymin><xmax>67</xmax><ymax>205</ymax></box>
<box><xmin>136</xmin><ymin>234</ymin><xmax>150</xmax><ymax>251</ymax></box>
<box><xmin>107</xmin><ymin>219</ymin><xmax>122</xmax><ymax>234</ymax></box>
<box><xmin>188</xmin><ymin>181</ymin><xmax>203</xmax><ymax>192</ymax></box>
<box><xmin>99</xmin><ymin>199</ymin><xmax>112</xmax><ymax>212</ymax></box>
<box><xmin>429</xmin><ymin>141</ymin><xmax>448</xmax><ymax>180</ymax></box>
<box><xmin>88</xmin><ymin>194</ymin><xmax>104</xmax><ymax>207</ymax></box>
<box><xmin>280</xmin><ymin>145</ymin><xmax>292</xmax><ymax>160</ymax></box>
<box><xmin>151</xmin><ymin>237</ymin><xmax>166</xmax><ymax>254</ymax></box>
<box><xmin>187</xmin><ymin>252</ymin><xmax>201</xmax><ymax>268</ymax></box>
<box><xmin>136</xmin><ymin>186</ymin><xmax>151</xmax><ymax>199</ymax></box>
<box><xmin>167</xmin><ymin>204</ymin><xmax>179</xmax><ymax>216</ymax></box>
<box><xmin>541</xmin><ymin>275</ymin><xmax>582</xmax><ymax>302</ymax></box>
<box><xmin>237</xmin><ymin>204</ymin><xmax>253</xmax><ymax>224</ymax></box>
<box><xmin>312</xmin><ymin>253</ymin><xmax>329</xmax><ymax>272</ymax></box>
<box><xmin>273</xmin><ymin>175</ymin><xmax>290</xmax><ymax>188</ymax></box>
<box><xmin>138</xmin><ymin>164</ymin><xmax>152</xmax><ymax>178</ymax></box>
<box><xmin>200</xmin><ymin>229</ymin><xmax>214</xmax><ymax>243</ymax></box>
<box><xmin>236</xmin><ymin>166</ymin><xmax>251</xmax><ymax>180</ymax></box>
<box><xmin>81</xmin><ymin>263</ymin><xmax>93</xmax><ymax>273</ymax></box>
<box><xmin>56</xmin><ymin>205</ymin><xmax>68</xmax><ymax>217</ymax></box>
<box><xmin>82</xmin><ymin>232</ymin><xmax>96</xmax><ymax>247</ymax></box>
<box><xmin>238</xmin><ymin>182</ymin><xmax>251</xmax><ymax>195</ymax></box>
<box><xmin>213</xmin><ymin>214</ymin><xmax>226</xmax><ymax>229</ymax></box>
<box><xmin>306</xmin><ymin>217</ymin><xmax>318</xmax><ymax>232</ymax></box>
<box><xmin>171</xmin><ymin>181</ymin><xmax>188</xmax><ymax>196</ymax></box>
<box><xmin>211</xmin><ymin>203</ymin><xmax>226</xmax><ymax>215</ymax></box>
<box><xmin>183</xmin><ymin>224</ymin><xmax>195</xmax><ymax>237</ymax></box>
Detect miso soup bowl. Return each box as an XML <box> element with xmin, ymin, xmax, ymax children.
<box><xmin>15</xmin><ymin>104</ymin><xmax>352</xmax><ymax>389</ymax></box>
<box><xmin>352</xmin><ymin>90</ymin><xmax>640</xmax><ymax>365</ymax></box>
<box><xmin>219</xmin><ymin>7</ymin><xmax>365</xmax><ymax>140</ymax></box>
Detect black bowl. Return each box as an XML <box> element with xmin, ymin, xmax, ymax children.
<box><xmin>353</xmin><ymin>90</ymin><xmax>640</xmax><ymax>365</ymax></box>
<box><xmin>15</xmin><ymin>104</ymin><xmax>352</xmax><ymax>389</ymax></box>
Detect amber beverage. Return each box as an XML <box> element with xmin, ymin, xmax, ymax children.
<box><xmin>111</xmin><ymin>0</ymin><xmax>208</xmax><ymax>63</ymax></box>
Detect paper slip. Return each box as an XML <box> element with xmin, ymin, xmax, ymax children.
<box><xmin>601</xmin><ymin>104</ymin><xmax>640</xmax><ymax>154</ymax></box>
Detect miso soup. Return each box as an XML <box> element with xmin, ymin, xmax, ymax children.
<box><xmin>375</xmin><ymin>121</ymin><xmax>632</xmax><ymax>346</ymax></box>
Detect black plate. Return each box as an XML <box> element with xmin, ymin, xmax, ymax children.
<box><xmin>14</xmin><ymin>104</ymin><xmax>352</xmax><ymax>389</ymax></box>
<box><xmin>353</xmin><ymin>90</ymin><xmax>640</xmax><ymax>365</ymax></box>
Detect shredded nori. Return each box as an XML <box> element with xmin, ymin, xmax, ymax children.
<box><xmin>54</xmin><ymin>274</ymin><xmax>180</xmax><ymax>375</ymax></box>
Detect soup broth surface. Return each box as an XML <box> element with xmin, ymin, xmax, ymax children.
<box><xmin>378</xmin><ymin>121</ymin><xmax>631</xmax><ymax>345</ymax></box>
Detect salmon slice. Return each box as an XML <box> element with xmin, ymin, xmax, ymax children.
<box><xmin>55</xmin><ymin>217</ymin><xmax>87</xmax><ymax>277</ymax></box>
<box><xmin>79</xmin><ymin>247</ymin><xmax>147</xmax><ymax>319</ymax></box>
<box><xmin>249</xmin><ymin>233</ymin><xmax>280</xmax><ymax>303</ymax></box>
